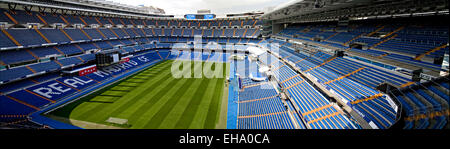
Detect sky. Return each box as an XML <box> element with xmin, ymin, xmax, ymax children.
<box><xmin>110</xmin><ymin>0</ymin><xmax>292</xmax><ymax>16</ymax></box>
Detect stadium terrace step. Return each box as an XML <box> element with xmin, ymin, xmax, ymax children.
<box><xmin>0</xmin><ymin>2</ymin><xmax>447</xmax><ymax>130</ymax></box>
<box><xmin>304</xmin><ymin>57</ymin><xmax>336</xmax><ymax>73</ymax></box>
<box><xmin>25</xmin><ymin>65</ymin><xmax>37</xmax><ymax>74</ymax></box>
<box><xmin>238</xmin><ymin>111</ymin><xmax>287</xmax><ymax>119</ymax></box>
<box><xmin>404</xmin><ymin>110</ymin><xmax>449</xmax><ymax>122</ymax></box>
<box><xmin>400</xmin><ymin>82</ymin><xmax>416</xmax><ymax>88</ymax></box>
<box><xmin>238</xmin><ymin>95</ymin><xmax>279</xmax><ymax>104</ymax></box>
<box><xmin>35</xmin><ymin>14</ymin><xmax>48</xmax><ymax>25</ymax></box>
<box><xmin>94</xmin><ymin>17</ymin><xmax>103</xmax><ymax>25</ymax></box>
<box><xmin>96</xmin><ymin>28</ymin><xmax>107</xmax><ymax>39</ymax></box>
<box><xmin>241</xmin><ymin>82</ymin><xmax>270</xmax><ymax>89</ymax></box>
<box><xmin>383</xmin><ymin>26</ymin><xmax>405</xmax><ymax>38</ymax></box>
<box><xmin>414</xmin><ymin>43</ymin><xmax>449</xmax><ymax>60</ymax></box>
<box><xmin>5</xmin><ymin>95</ymin><xmax>40</xmax><ymax>111</ymax></box>
<box><xmin>294</xmin><ymin>58</ymin><xmax>307</xmax><ymax>64</ymax></box>
<box><xmin>273</xmin><ymin>21</ymin><xmax>445</xmax><ymax>73</ymax></box>
<box><xmin>33</xmin><ymin>27</ymin><xmax>52</xmax><ymax>43</ymax></box>
<box><xmin>324</xmin><ymin>67</ymin><xmax>366</xmax><ymax>85</ymax></box>
<box><xmin>1</xmin><ymin>29</ymin><xmax>21</xmax><ymax>46</ymax></box>
<box><xmin>301</xmin><ymin>104</ymin><xmax>333</xmax><ymax>117</ymax></box>
<box><xmin>78</xmin><ymin>16</ymin><xmax>89</xmax><ymax>26</ymax></box>
<box><xmin>263</xmin><ymin>51</ymin><xmax>359</xmax><ymax>129</ymax></box>
<box><xmin>324</xmin><ymin>32</ymin><xmax>339</xmax><ymax>41</ymax></box>
<box><xmin>389</xmin><ymin>75</ymin><xmax>449</xmax><ymax>129</ymax></box>
<box><xmin>369</xmin><ymin>34</ymin><xmax>398</xmax><ymax>49</ymax></box>
<box><xmin>281</xmin><ymin>74</ymin><xmax>300</xmax><ymax>84</ymax></box>
<box><xmin>0</xmin><ymin>115</ymin><xmax>27</xmax><ymax>118</ymax></box>
<box><xmin>378</xmin><ymin>53</ymin><xmax>389</xmax><ymax>58</ymax></box>
<box><xmin>24</xmin><ymin>89</ymin><xmax>56</xmax><ymax>103</ymax></box>
<box><xmin>272</xmin><ymin>64</ymin><xmax>286</xmax><ymax>72</ymax></box>
<box><xmin>285</xmin><ymin>80</ymin><xmax>305</xmax><ymax>90</ymax></box>
<box><xmin>366</xmin><ymin>25</ymin><xmax>385</xmax><ymax>37</ymax></box>
<box><xmin>306</xmin><ymin>111</ymin><xmax>340</xmax><ymax>124</ymax></box>
<box><xmin>79</xmin><ymin>29</ymin><xmax>92</xmax><ymax>40</ymax></box>
<box><xmin>252</xmin><ymin>20</ymin><xmax>258</xmax><ymax>27</ymax></box>
<box><xmin>59</xmin><ymin>16</ymin><xmax>70</xmax><ymax>24</ymax></box>
<box><xmin>282</xmin><ymin>54</ymin><xmax>293</xmax><ymax>59</ymax></box>
<box><xmin>3</xmin><ymin>11</ymin><xmax>18</xmax><ymax>24</ymax></box>
<box><xmin>53</xmin><ymin>60</ymin><xmax>63</xmax><ymax>67</ymax></box>
<box><xmin>344</xmin><ymin>33</ymin><xmax>364</xmax><ymax>46</ymax></box>
<box><xmin>350</xmin><ymin>93</ymin><xmax>384</xmax><ymax>105</ymax></box>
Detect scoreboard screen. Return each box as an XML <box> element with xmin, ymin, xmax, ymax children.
<box><xmin>196</xmin><ymin>15</ymin><xmax>204</xmax><ymax>19</ymax></box>
<box><xmin>95</xmin><ymin>51</ymin><xmax>121</xmax><ymax>67</ymax></box>
<box><xmin>204</xmin><ymin>14</ymin><xmax>214</xmax><ymax>19</ymax></box>
<box><xmin>185</xmin><ymin>14</ymin><xmax>196</xmax><ymax>20</ymax></box>
<box><xmin>184</xmin><ymin>14</ymin><xmax>216</xmax><ymax>20</ymax></box>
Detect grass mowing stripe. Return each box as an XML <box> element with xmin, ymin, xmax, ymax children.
<box><xmin>80</xmin><ymin>99</ymin><xmax>118</xmax><ymax>123</ymax></box>
<box><xmin>103</xmin><ymin>89</ymin><xmax>128</xmax><ymax>95</ymax></box>
<box><xmin>115</xmin><ymin>85</ymin><xmax>138</xmax><ymax>87</ymax></box>
<box><xmin>101</xmin><ymin>70</ymin><xmax>174</xmax><ymax>119</ymax></box>
<box><xmin>111</xmin><ymin>86</ymin><xmax>133</xmax><ymax>91</ymax></box>
<box><xmin>173</xmin><ymin>79</ymin><xmax>213</xmax><ymax>128</ymax></box>
<box><xmin>49</xmin><ymin>75</ymin><xmax>131</xmax><ymax>118</ymax></box>
<box><xmin>202</xmin><ymin>62</ymin><xmax>228</xmax><ymax>128</ymax></box>
<box><xmin>78</xmin><ymin>83</ymin><xmax>143</xmax><ymax>122</ymax></box>
<box><xmin>124</xmin><ymin>80</ymin><xmax>146</xmax><ymax>83</ymax></box>
<box><xmin>128</xmin><ymin>78</ymin><xmax>189</xmax><ymax>128</ymax></box>
<box><xmin>66</xmin><ymin>83</ymin><xmax>138</xmax><ymax>120</ymax></box>
<box><xmin>108</xmin><ymin>89</ymin><xmax>132</xmax><ymax>92</ymax></box>
<box><xmin>157</xmin><ymin>79</ymin><xmax>211</xmax><ymax>128</ymax></box>
<box><xmin>73</xmin><ymin>61</ymin><xmax>173</xmax><ymax>122</ymax></box>
<box><xmin>71</xmin><ymin>78</ymin><xmax>136</xmax><ymax>121</ymax></box>
<box><xmin>48</xmin><ymin>60</ymin><xmax>229</xmax><ymax>129</ymax></box>
<box><xmin>142</xmin><ymin>78</ymin><xmax>199</xmax><ymax>128</ymax></box>
<box><xmin>130</xmin><ymin>77</ymin><xmax>151</xmax><ymax>80</ymax></box>
<box><xmin>104</xmin><ymin>62</ymin><xmax>173</xmax><ymax>113</ymax></box>
<box><xmin>186</xmin><ymin>79</ymin><xmax>218</xmax><ymax>129</ymax></box>
<box><xmin>121</xmin><ymin>75</ymin><xmax>180</xmax><ymax>123</ymax></box>
<box><xmin>88</xmin><ymin>96</ymin><xmax>118</xmax><ymax>102</ymax></box>
<box><xmin>136</xmin><ymin>73</ymin><xmax>159</xmax><ymax>77</ymax></box>
<box><xmin>69</xmin><ymin>102</ymin><xmax>104</xmax><ymax>120</ymax></box>
<box><xmin>127</xmin><ymin>60</ymin><xmax>203</xmax><ymax>123</ymax></box>
<box><xmin>156</xmin><ymin>61</ymin><xmax>215</xmax><ymax>129</ymax></box>
<box><xmin>203</xmin><ymin>77</ymin><xmax>224</xmax><ymax>129</ymax></box>
<box><xmin>215</xmin><ymin>80</ymin><xmax>229</xmax><ymax>129</ymax></box>
<box><xmin>95</xmin><ymin>94</ymin><xmax>123</xmax><ymax>98</ymax></box>
<box><xmin>48</xmin><ymin>60</ymin><xmax>167</xmax><ymax>120</ymax></box>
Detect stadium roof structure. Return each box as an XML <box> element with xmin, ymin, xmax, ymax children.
<box><xmin>262</xmin><ymin>0</ymin><xmax>449</xmax><ymax>23</ymax></box>
<box><xmin>0</xmin><ymin>0</ymin><xmax>266</xmax><ymax>20</ymax></box>
<box><xmin>0</xmin><ymin>0</ymin><xmax>173</xmax><ymax>19</ymax></box>
<box><xmin>53</xmin><ymin>0</ymin><xmax>150</xmax><ymax>14</ymax></box>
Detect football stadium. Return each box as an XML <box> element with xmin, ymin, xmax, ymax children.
<box><xmin>0</xmin><ymin>0</ymin><xmax>448</xmax><ymax>130</ymax></box>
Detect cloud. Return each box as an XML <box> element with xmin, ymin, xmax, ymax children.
<box><xmin>110</xmin><ymin>0</ymin><xmax>290</xmax><ymax>15</ymax></box>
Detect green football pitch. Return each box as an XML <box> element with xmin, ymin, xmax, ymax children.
<box><xmin>46</xmin><ymin>60</ymin><xmax>229</xmax><ymax>129</ymax></box>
